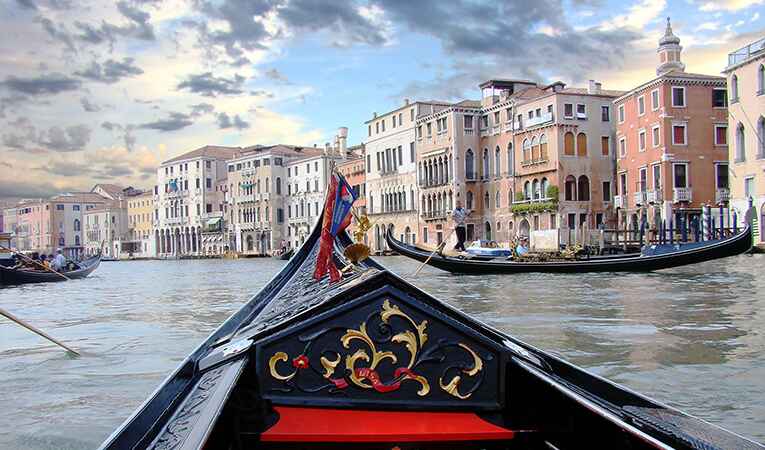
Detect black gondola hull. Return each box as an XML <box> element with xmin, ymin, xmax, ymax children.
<box><xmin>386</xmin><ymin>227</ymin><xmax>753</xmax><ymax>274</ymax></box>
<box><xmin>0</xmin><ymin>255</ymin><xmax>101</xmax><ymax>285</ymax></box>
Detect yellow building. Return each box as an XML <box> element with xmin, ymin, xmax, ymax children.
<box><xmin>127</xmin><ymin>191</ymin><xmax>156</xmax><ymax>257</ymax></box>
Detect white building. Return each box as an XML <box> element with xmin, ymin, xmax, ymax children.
<box><xmin>155</xmin><ymin>145</ymin><xmax>239</xmax><ymax>257</ymax></box>
<box><xmin>83</xmin><ymin>201</ymin><xmax>129</xmax><ymax>257</ymax></box>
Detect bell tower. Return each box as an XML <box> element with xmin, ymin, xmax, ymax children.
<box><xmin>657</xmin><ymin>17</ymin><xmax>685</xmax><ymax>75</ymax></box>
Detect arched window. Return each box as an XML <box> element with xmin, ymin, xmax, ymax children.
<box><xmin>532</xmin><ymin>179</ymin><xmax>540</xmax><ymax>199</ymax></box>
<box><xmin>539</xmin><ymin>134</ymin><xmax>548</xmax><ymax>160</ymax></box>
<box><xmin>508</xmin><ymin>189</ymin><xmax>514</xmax><ymax>205</ymax></box>
<box><xmin>531</xmin><ymin>136</ymin><xmax>539</xmax><ymax>160</ymax></box>
<box><xmin>522</xmin><ymin>139</ymin><xmax>531</xmax><ymax>162</ymax></box>
<box><xmin>758</xmin><ymin>117</ymin><xmax>765</xmax><ymax>159</ymax></box>
<box><xmin>495</xmin><ymin>191</ymin><xmax>500</xmax><ymax>208</ymax></box>
<box><xmin>565</xmin><ymin>175</ymin><xmax>577</xmax><ymax>201</ymax></box>
<box><xmin>73</xmin><ymin>219</ymin><xmax>80</xmax><ymax>232</ymax></box>
<box><xmin>75</xmin><ymin>235</ymin><xmax>80</xmax><ymax>246</ymax></box>
<box><xmin>465</xmin><ymin>149</ymin><xmax>475</xmax><ymax>180</ymax></box>
<box><xmin>564</xmin><ymin>132</ymin><xmax>575</xmax><ymax>155</ymax></box>
<box><xmin>577</xmin><ymin>132</ymin><xmax>587</xmax><ymax>156</ymax></box>
<box><xmin>507</xmin><ymin>142</ymin><xmax>514</xmax><ymax>176</ymax></box>
<box><xmin>736</xmin><ymin>123</ymin><xmax>746</xmax><ymax>161</ymax></box>
<box><xmin>483</xmin><ymin>192</ymin><xmax>490</xmax><ymax>209</ymax></box>
<box><xmin>276</xmin><ymin>177</ymin><xmax>281</xmax><ymax>195</ymax></box>
<box><xmin>578</xmin><ymin>175</ymin><xmax>590</xmax><ymax>201</ymax></box>
<box><xmin>466</xmin><ymin>191</ymin><xmax>474</xmax><ymax>209</ymax></box>
<box><xmin>485</xmin><ymin>222</ymin><xmax>492</xmax><ymax>240</ymax></box>
<box><xmin>524</xmin><ymin>181</ymin><xmax>531</xmax><ymax>200</ymax></box>
<box><xmin>541</xmin><ymin>177</ymin><xmax>549</xmax><ymax>199</ymax></box>
<box><xmin>759</xmin><ymin>65</ymin><xmax>765</xmax><ymax>94</ymax></box>
<box><xmin>482</xmin><ymin>148</ymin><xmax>489</xmax><ymax>179</ymax></box>
<box><xmin>265</xmin><ymin>206</ymin><xmax>269</xmax><ymax>220</ymax></box>
<box><xmin>494</xmin><ymin>146</ymin><xmax>501</xmax><ymax>177</ymax></box>
<box><xmin>732</xmin><ymin>74</ymin><xmax>739</xmax><ymax>101</ymax></box>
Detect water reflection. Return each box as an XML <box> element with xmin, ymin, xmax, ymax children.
<box><xmin>0</xmin><ymin>255</ymin><xmax>763</xmax><ymax>448</ymax></box>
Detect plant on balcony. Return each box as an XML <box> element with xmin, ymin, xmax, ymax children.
<box><xmin>511</xmin><ymin>201</ymin><xmax>557</xmax><ymax>214</ymax></box>
<box><xmin>545</xmin><ymin>185</ymin><xmax>559</xmax><ymax>202</ymax></box>
<box><xmin>514</xmin><ymin>191</ymin><xmax>526</xmax><ymax>202</ymax></box>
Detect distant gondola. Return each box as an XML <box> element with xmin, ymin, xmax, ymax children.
<box><xmin>98</xmin><ymin>209</ymin><xmax>762</xmax><ymax>450</ymax></box>
<box><xmin>386</xmin><ymin>227</ymin><xmax>752</xmax><ymax>274</ymax></box>
<box><xmin>275</xmin><ymin>248</ymin><xmax>294</xmax><ymax>260</ymax></box>
<box><xmin>0</xmin><ymin>254</ymin><xmax>101</xmax><ymax>285</ymax></box>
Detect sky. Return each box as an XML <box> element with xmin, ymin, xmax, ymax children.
<box><xmin>1</xmin><ymin>0</ymin><xmax>764</xmax><ymax>201</ymax></box>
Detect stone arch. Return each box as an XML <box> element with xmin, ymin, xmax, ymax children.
<box><xmin>578</xmin><ymin>175</ymin><xmax>590</xmax><ymax>201</ymax></box>
<box><xmin>519</xmin><ymin>219</ymin><xmax>530</xmax><ymax>238</ymax></box>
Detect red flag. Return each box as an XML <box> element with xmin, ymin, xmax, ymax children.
<box><xmin>314</xmin><ymin>175</ymin><xmax>341</xmax><ymax>282</ymax></box>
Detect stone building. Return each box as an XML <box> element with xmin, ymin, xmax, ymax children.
<box><xmin>126</xmin><ymin>191</ymin><xmax>155</xmax><ymax>257</ymax></box>
<box><xmin>614</xmin><ymin>19</ymin><xmax>728</xmax><ymax>235</ymax></box>
<box><xmin>83</xmin><ymin>200</ymin><xmax>129</xmax><ymax>258</ymax></box>
<box><xmin>724</xmin><ymin>36</ymin><xmax>765</xmax><ymax>246</ymax></box>
<box><xmin>155</xmin><ymin>145</ymin><xmax>239</xmax><ymax>257</ymax></box>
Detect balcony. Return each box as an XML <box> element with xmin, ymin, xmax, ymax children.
<box><xmin>166</xmin><ymin>216</ymin><xmax>187</xmax><ymax>225</ymax></box>
<box><xmin>520</xmin><ymin>157</ymin><xmax>549</xmax><ymax>167</ymax></box>
<box><xmin>525</xmin><ymin>112</ymin><xmax>554</xmax><ymax>128</ymax></box>
<box><xmin>633</xmin><ymin>191</ymin><xmax>647</xmax><ymax>206</ymax></box>
<box><xmin>464</xmin><ymin>128</ymin><xmax>474</xmax><ymax>136</ymax></box>
<box><xmin>491</xmin><ymin>125</ymin><xmax>501</xmax><ymax>135</ymax></box>
<box><xmin>421</xmin><ymin>210</ymin><xmax>448</xmax><ymax>221</ymax></box>
<box><xmin>166</xmin><ymin>190</ymin><xmax>189</xmax><ymax>199</ymax></box>
<box><xmin>727</xmin><ymin>37</ymin><xmax>765</xmax><ymax>68</ymax></box>
<box><xmin>465</xmin><ymin>172</ymin><xmax>477</xmax><ymax>182</ymax></box>
<box><xmin>479</xmin><ymin>128</ymin><xmax>489</xmax><ymax>137</ymax></box>
<box><xmin>715</xmin><ymin>188</ymin><xmax>730</xmax><ymax>204</ymax></box>
<box><xmin>673</xmin><ymin>187</ymin><xmax>693</xmax><ymax>203</ymax></box>
<box><xmin>420</xmin><ymin>179</ymin><xmax>451</xmax><ymax>189</ymax></box>
<box><xmin>646</xmin><ymin>189</ymin><xmax>662</xmax><ymax>204</ymax></box>
<box><xmin>502</xmin><ymin>122</ymin><xmax>513</xmax><ymax>133</ymax></box>
<box><xmin>614</xmin><ymin>195</ymin><xmax>624</xmax><ymax>209</ymax></box>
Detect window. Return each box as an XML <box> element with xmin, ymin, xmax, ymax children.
<box><xmin>601</xmin><ymin>136</ymin><xmax>610</xmax><ymax>156</ymax></box>
<box><xmin>638</xmin><ymin>129</ymin><xmax>646</xmax><ymax>151</ymax></box>
<box><xmin>731</xmin><ymin>74</ymin><xmax>739</xmax><ymax>102</ymax></box>
<box><xmin>392</xmin><ymin>115</ymin><xmax>396</xmax><ymax>128</ymax></box>
<box><xmin>714</xmin><ymin>125</ymin><xmax>727</xmax><ymax>146</ymax></box>
<box><xmin>618</xmin><ymin>104</ymin><xmax>625</xmax><ymax>123</ymax></box>
<box><xmin>602</xmin><ymin>181</ymin><xmax>611</xmax><ymax>202</ymax></box>
<box><xmin>399</xmin><ymin>112</ymin><xmax>403</xmax><ymax>125</ymax></box>
<box><xmin>564</xmin><ymin>103</ymin><xmax>573</xmax><ymax>118</ymax></box>
<box><xmin>482</xmin><ymin>148</ymin><xmax>489</xmax><ymax>179</ymax></box>
<box><xmin>735</xmin><ymin>123</ymin><xmax>746</xmax><ymax>161</ymax></box>
<box><xmin>539</xmin><ymin>134</ymin><xmax>548</xmax><ymax>159</ymax></box>
<box><xmin>601</xmin><ymin>105</ymin><xmax>610</xmax><ymax>122</ymax></box>
<box><xmin>528</xmin><ymin>110</ymin><xmax>533</xmax><ymax>119</ymax></box>
<box><xmin>745</xmin><ymin>176</ymin><xmax>755</xmax><ymax>198</ymax></box>
<box><xmin>206</xmin><ymin>203</ymin><xmax>212</xmax><ymax>213</ymax></box>
<box><xmin>494</xmin><ymin>111</ymin><xmax>500</xmax><ymax>124</ymax></box>
<box><xmin>466</xmin><ymin>191</ymin><xmax>473</xmax><ymax>209</ymax></box>
<box><xmin>206</xmin><ymin>160</ymin><xmax>211</xmax><ymax>169</ymax></box>
<box><xmin>410</xmin><ymin>142</ymin><xmax>415</xmax><ymax>162</ymax></box>
<box><xmin>494</xmin><ymin>147</ymin><xmax>501</xmax><ymax>177</ymax></box>
<box><xmin>564</xmin><ymin>132</ymin><xmax>575</xmax><ymax>156</ymax></box>
<box><xmin>56</xmin><ymin>204</ymin><xmax>64</xmax><ymax>210</ymax></box>
<box><xmin>276</xmin><ymin>177</ymin><xmax>282</xmax><ymax>195</ymax></box>
<box><xmin>712</xmin><ymin>88</ymin><xmax>727</xmax><ymax>107</ymax></box>
<box><xmin>639</xmin><ymin>167</ymin><xmax>647</xmax><ymax>192</ymax></box>
<box><xmin>481</xmin><ymin>115</ymin><xmax>488</xmax><ymax>128</ymax></box>
<box><xmin>195</xmin><ymin>178</ymin><xmax>200</xmax><ymax>189</ymax></box>
<box><xmin>381</xmin><ymin>119</ymin><xmax>385</xmax><ymax>132</ymax></box>
<box><xmin>464</xmin><ymin>115</ymin><xmax>473</xmax><ymax>129</ymax></box>
<box><xmin>671</xmin><ymin>86</ymin><xmax>686</xmax><ymax>107</ymax></box>
<box><xmin>652</xmin><ymin>125</ymin><xmax>660</xmax><ymax>147</ymax></box>
<box><xmin>758</xmin><ymin>65</ymin><xmax>765</xmax><ymax>95</ymax></box>
<box><xmin>507</xmin><ymin>143</ymin><xmax>514</xmax><ymax>175</ymax></box>
<box><xmin>577</xmin><ymin>175</ymin><xmax>590</xmax><ymax>201</ymax></box>
<box><xmin>672</xmin><ymin>123</ymin><xmax>687</xmax><ymax>145</ymax></box>
<box><xmin>426</xmin><ymin>122</ymin><xmax>432</xmax><ymax>136</ymax></box>
<box><xmin>196</xmin><ymin>204</ymin><xmax>201</xmax><ymax>215</ymax></box>
<box><xmin>620</xmin><ymin>172</ymin><xmax>628</xmax><ymax>195</ymax></box>
<box><xmin>73</xmin><ymin>205</ymin><xmax>80</xmax><ymax>211</ymax></box>
<box><xmin>398</xmin><ymin>145</ymin><xmax>403</xmax><ymax>165</ymax></box>
<box><xmin>652</xmin><ymin>164</ymin><xmax>661</xmax><ymax>190</ymax></box>
<box><xmin>576</xmin><ymin>132</ymin><xmax>587</xmax><ymax>156</ymax></box>
<box><xmin>411</xmin><ymin>109</ymin><xmax>415</xmax><ymax>121</ymax></box>
<box><xmin>523</xmin><ymin>139</ymin><xmax>531</xmax><ymax>161</ymax></box>
<box><xmin>651</xmin><ymin>89</ymin><xmax>659</xmax><ymax>110</ymax></box>
<box><xmin>564</xmin><ymin>176</ymin><xmax>576</xmax><ymax>201</ymax></box>
<box><xmin>368</xmin><ymin>125</ymin><xmax>371</xmax><ymax>136</ymax></box>
<box><xmin>759</xmin><ymin>117</ymin><xmax>765</xmax><ymax>158</ymax></box>
<box><xmin>367</xmin><ymin>155</ymin><xmax>371</xmax><ymax>173</ymax></box>
<box><xmin>576</xmin><ymin>104</ymin><xmax>586</xmax><ymax>119</ymax></box>
<box><xmin>638</xmin><ymin>96</ymin><xmax>645</xmax><ymax>115</ymax></box>
<box><xmin>619</xmin><ymin>137</ymin><xmax>626</xmax><ymax>158</ymax></box>
<box><xmin>73</xmin><ymin>219</ymin><xmax>80</xmax><ymax>231</ymax></box>
<box><xmin>465</xmin><ymin>149</ymin><xmax>475</xmax><ymax>180</ymax></box>
<box><xmin>716</xmin><ymin>163</ymin><xmax>728</xmax><ymax>189</ymax></box>
<box><xmin>673</xmin><ymin>163</ymin><xmax>687</xmax><ymax>188</ymax></box>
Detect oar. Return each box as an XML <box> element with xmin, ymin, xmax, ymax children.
<box><xmin>410</xmin><ymin>227</ymin><xmax>457</xmax><ymax>278</ymax></box>
<box><xmin>0</xmin><ymin>307</ymin><xmax>81</xmax><ymax>356</ymax></box>
<box><xmin>0</xmin><ymin>244</ymin><xmax>70</xmax><ymax>281</ymax></box>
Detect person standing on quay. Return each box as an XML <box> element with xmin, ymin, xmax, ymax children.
<box><xmin>452</xmin><ymin>201</ymin><xmax>470</xmax><ymax>252</ymax></box>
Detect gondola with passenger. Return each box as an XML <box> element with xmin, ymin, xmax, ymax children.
<box><xmin>0</xmin><ymin>254</ymin><xmax>101</xmax><ymax>285</ymax></box>
<box><xmin>99</xmin><ymin>173</ymin><xmax>762</xmax><ymax>450</ymax></box>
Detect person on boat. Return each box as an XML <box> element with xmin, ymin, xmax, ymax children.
<box><xmin>516</xmin><ymin>237</ymin><xmax>529</xmax><ymax>256</ymax></box>
<box><xmin>52</xmin><ymin>249</ymin><xmax>66</xmax><ymax>271</ymax></box>
<box><xmin>39</xmin><ymin>254</ymin><xmax>50</xmax><ymax>269</ymax></box>
<box><xmin>452</xmin><ymin>201</ymin><xmax>471</xmax><ymax>252</ymax></box>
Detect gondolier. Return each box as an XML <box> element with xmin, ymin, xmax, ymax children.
<box><xmin>452</xmin><ymin>201</ymin><xmax>470</xmax><ymax>252</ymax></box>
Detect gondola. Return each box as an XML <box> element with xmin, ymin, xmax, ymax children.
<box><xmin>276</xmin><ymin>248</ymin><xmax>294</xmax><ymax>261</ymax></box>
<box><xmin>0</xmin><ymin>254</ymin><xmax>101</xmax><ymax>285</ymax></box>
<box><xmin>387</xmin><ymin>227</ymin><xmax>752</xmax><ymax>274</ymax></box>
<box><xmin>99</xmin><ymin>209</ymin><xmax>762</xmax><ymax>450</ymax></box>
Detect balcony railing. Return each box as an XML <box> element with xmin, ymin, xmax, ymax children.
<box><xmin>165</xmin><ymin>217</ymin><xmax>187</xmax><ymax>225</ymax></box>
<box><xmin>673</xmin><ymin>187</ymin><xmax>693</xmax><ymax>203</ymax></box>
<box><xmin>646</xmin><ymin>189</ymin><xmax>662</xmax><ymax>204</ymax></box>
<box><xmin>420</xmin><ymin>179</ymin><xmax>451</xmax><ymax>188</ymax></box>
<box><xmin>491</xmin><ymin>125</ymin><xmax>500</xmax><ymax>135</ymax></box>
<box><xmin>520</xmin><ymin>157</ymin><xmax>549</xmax><ymax>167</ymax></box>
<box><xmin>614</xmin><ymin>195</ymin><xmax>624</xmax><ymax>209</ymax></box>
<box><xmin>727</xmin><ymin>37</ymin><xmax>765</xmax><ymax>67</ymax></box>
<box><xmin>421</xmin><ymin>210</ymin><xmax>448</xmax><ymax>220</ymax></box>
<box><xmin>633</xmin><ymin>191</ymin><xmax>647</xmax><ymax>206</ymax></box>
<box><xmin>465</xmin><ymin>172</ymin><xmax>477</xmax><ymax>182</ymax></box>
<box><xmin>464</xmin><ymin>128</ymin><xmax>474</xmax><ymax>136</ymax></box>
<box><xmin>715</xmin><ymin>188</ymin><xmax>730</xmax><ymax>204</ymax></box>
<box><xmin>525</xmin><ymin>112</ymin><xmax>554</xmax><ymax>128</ymax></box>
<box><xmin>502</xmin><ymin>122</ymin><xmax>513</xmax><ymax>133</ymax></box>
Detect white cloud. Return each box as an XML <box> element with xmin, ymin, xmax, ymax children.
<box><xmin>699</xmin><ymin>0</ymin><xmax>764</xmax><ymax>11</ymax></box>
<box><xmin>696</xmin><ymin>21</ymin><xmax>720</xmax><ymax>31</ymax></box>
<box><xmin>602</xmin><ymin>0</ymin><xmax>667</xmax><ymax>30</ymax></box>
<box><xmin>752</xmin><ymin>12</ymin><xmax>761</xmax><ymax>21</ymax></box>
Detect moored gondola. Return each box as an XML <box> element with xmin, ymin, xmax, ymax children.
<box><xmin>276</xmin><ymin>248</ymin><xmax>294</xmax><ymax>260</ymax></box>
<box><xmin>99</xmin><ymin>203</ymin><xmax>762</xmax><ymax>449</ymax></box>
<box><xmin>386</xmin><ymin>227</ymin><xmax>752</xmax><ymax>274</ymax></box>
<box><xmin>0</xmin><ymin>254</ymin><xmax>101</xmax><ymax>285</ymax></box>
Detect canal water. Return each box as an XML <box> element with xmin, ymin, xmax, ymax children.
<box><xmin>1</xmin><ymin>255</ymin><xmax>764</xmax><ymax>448</ymax></box>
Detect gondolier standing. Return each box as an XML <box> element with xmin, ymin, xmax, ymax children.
<box><xmin>452</xmin><ymin>201</ymin><xmax>470</xmax><ymax>252</ymax></box>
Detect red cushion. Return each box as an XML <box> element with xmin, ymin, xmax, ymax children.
<box><xmin>261</xmin><ymin>406</ymin><xmax>515</xmax><ymax>443</ymax></box>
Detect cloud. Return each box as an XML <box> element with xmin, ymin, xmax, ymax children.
<box><xmin>36</xmin><ymin>16</ymin><xmax>76</xmax><ymax>52</ymax></box>
<box><xmin>699</xmin><ymin>0</ymin><xmax>764</xmax><ymax>11</ymax></box>
<box><xmin>696</xmin><ymin>21</ymin><xmax>720</xmax><ymax>31</ymax></box>
<box><xmin>73</xmin><ymin>21</ymin><xmax>115</xmax><ymax>46</ymax></box>
<box><xmin>264</xmin><ymin>68</ymin><xmax>290</xmax><ymax>83</ymax></box>
<box><xmin>80</xmin><ymin>97</ymin><xmax>101</xmax><ymax>112</ymax></box>
<box><xmin>114</xmin><ymin>0</ymin><xmax>156</xmax><ymax>40</ymax></box>
<box><xmin>217</xmin><ymin>112</ymin><xmax>250</xmax><ymax>130</ymax></box>
<box><xmin>0</xmin><ymin>178</ymin><xmax>61</xmax><ymax>199</ymax></box>
<box><xmin>74</xmin><ymin>57</ymin><xmax>144</xmax><ymax>84</ymax></box>
<box><xmin>2</xmin><ymin>117</ymin><xmax>91</xmax><ymax>152</ymax></box>
<box><xmin>190</xmin><ymin>102</ymin><xmax>215</xmax><ymax>117</ymax></box>
<box><xmin>138</xmin><ymin>112</ymin><xmax>194</xmax><ymax>132</ymax></box>
<box><xmin>100</xmin><ymin>121</ymin><xmax>136</xmax><ymax>151</ymax></box>
<box><xmin>177</xmin><ymin>72</ymin><xmax>245</xmax><ymax>96</ymax></box>
<box><xmin>0</xmin><ymin>73</ymin><xmax>81</xmax><ymax>96</ymax></box>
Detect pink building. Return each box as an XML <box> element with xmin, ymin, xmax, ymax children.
<box><xmin>613</xmin><ymin>19</ymin><xmax>728</xmax><ymax>233</ymax></box>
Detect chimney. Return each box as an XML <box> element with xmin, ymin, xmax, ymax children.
<box><xmin>404</xmin><ymin>98</ymin><xmax>410</xmax><ymax>106</ymax></box>
<box><xmin>337</xmin><ymin>126</ymin><xmax>348</xmax><ymax>159</ymax></box>
<box><xmin>587</xmin><ymin>80</ymin><xmax>600</xmax><ymax>94</ymax></box>
<box><xmin>324</xmin><ymin>142</ymin><xmax>330</xmax><ymax>155</ymax></box>
<box><xmin>373</xmin><ymin>112</ymin><xmax>377</xmax><ymax>119</ymax></box>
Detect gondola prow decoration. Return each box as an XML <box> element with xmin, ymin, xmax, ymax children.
<box><xmin>313</xmin><ymin>170</ymin><xmax>359</xmax><ymax>282</ymax></box>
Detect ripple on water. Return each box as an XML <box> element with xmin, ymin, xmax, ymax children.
<box><xmin>1</xmin><ymin>255</ymin><xmax>764</xmax><ymax>448</ymax></box>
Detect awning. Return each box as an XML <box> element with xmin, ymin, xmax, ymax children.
<box><xmin>207</xmin><ymin>217</ymin><xmax>222</xmax><ymax>227</ymax></box>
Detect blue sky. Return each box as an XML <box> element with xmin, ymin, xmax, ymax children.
<box><xmin>1</xmin><ymin>0</ymin><xmax>764</xmax><ymax>200</ymax></box>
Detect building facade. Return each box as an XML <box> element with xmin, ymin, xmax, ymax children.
<box><xmin>724</xmin><ymin>37</ymin><xmax>765</xmax><ymax>245</ymax></box>
<box><xmin>126</xmin><ymin>191</ymin><xmax>155</xmax><ymax>257</ymax></box>
<box><xmin>83</xmin><ymin>201</ymin><xmax>129</xmax><ymax>257</ymax></box>
<box><xmin>614</xmin><ymin>20</ymin><xmax>728</xmax><ymax>236</ymax></box>
<box><xmin>155</xmin><ymin>145</ymin><xmax>239</xmax><ymax>257</ymax></box>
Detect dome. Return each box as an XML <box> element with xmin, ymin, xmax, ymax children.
<box><xmin>659</xmin><ymin>17</ymin><xmax>680</xmax><ymax>46</ymax></box>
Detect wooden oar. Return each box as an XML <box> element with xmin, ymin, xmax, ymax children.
<box><xmin>410</xmin><ymin>227</ymin><xmax>457</xmax><ymax>277</ymax></box>
<box><xmin>0</xmin><ymin>307</ymin><xmax>80</xmax><ymax>356</ymax></box>
<box><xmin>0</xmin><ymin>244</ymin><xmax>70</xmax><ymax>281</ymax></box>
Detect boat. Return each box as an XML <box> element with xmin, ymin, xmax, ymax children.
<box><xmin>387</xmin><ymin>227</ymin><xmax>752</xmax><ymax>274</ymax></box>
<box><xmin>465</xmin><ymin>239</ymin><xmax>513</xmax><ymax>258</ymax></box>
<box><xmin>275</xmin><ymin>248</ymin><xmax>294</xmax><ymax>261</ymax></box>
<box><xmin>0</xmin><ymin>254</ymin><xmax>101</xmax><ymax>285</ymax></box>
<box><xmin>99</xmin><ymin>210</ymin><xmax>762</xmax><ymax>450</ymax></box>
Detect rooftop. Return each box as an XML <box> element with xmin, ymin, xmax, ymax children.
<box><xmin>615</xmin><ymin>70</ymin><xmax>725</xmax><ymax>102</ymax></box>
<box><xmin>162</xmin><ymin>145</ymin><xmax>241</xmax><ymax>165</ymax></box>
<box><xmin>725</xmin><ymin>36</ymin><xmax>765</xmax><ymax>71</ymax></box>
<box><xmin>50</xmin><ymin>192</ymin><xmax>109</xmax><ymax>203</ymax></box>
